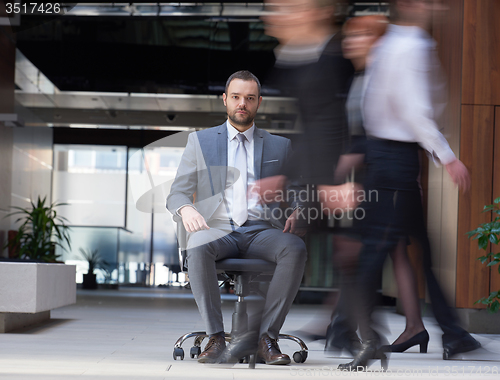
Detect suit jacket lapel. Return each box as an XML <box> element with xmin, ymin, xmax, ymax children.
<box><xmin>254</xmin><ymin>127</ymin><xmax>264</xmax><ymax>180</ymax></box>
<box><xmin>217</xmin><ymin>124</ymin><xmax>228</xmax><ymax>190</ymax></box>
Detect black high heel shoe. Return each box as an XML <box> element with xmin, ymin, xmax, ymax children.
<box><xmin>215</xmin><ymin>331</ymin><xmax>259</xmax><ymax>368</ymax></box>
<box><xmin>442</xmin><ymin>334</ymin><xmax>481</xmax><ymax>360</ymax></box>
<box><xmin>381</xmin><ymin>330</ymin><xmax>429</xmax><ymax>353</ymax></box>
<box><xmin>338</xmin><ymin>339</ymin><xmax>388</xmax><ymax>372</ymax></box>
<box><xmin>325</xmin><ymin>331</ymin><xmax>362</xmax><ymax>357</ymax></box>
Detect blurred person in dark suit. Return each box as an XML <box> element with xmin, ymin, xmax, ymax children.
<box><xmin>261</xmin><ymin>0</ymin><xmax>354</xmax><ymax>191</ymax></box>
<box><xmin>338</xmin><ymin>0</ymin><xmax>480</xmax><ymax>371</ymax></box>
<box><xmin>260</xmin><ymin>0</ymin><xmax>360</xmax><ymax>352</ymax></box>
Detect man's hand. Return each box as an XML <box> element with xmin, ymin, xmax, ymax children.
<box><xmin>317</xmin><ymin>182</ymin><xmax>363</xmax><ymax>214</ymax></box>
<box><xmin>180</xmin><ymin>206</ymin><xmax>209</xmax><ymax>233</ymax></box>
<box><xmin>252</xmin><ymin>175</ymin><xmax>287</xmax><ymax>204</ymax></box>
<box><xmin>445</xmin><ymin>159</ymin><xmax>470</xmax><ymax>192</ymax></box>
<box><xmin>283</xmin><ymin>209</ymin><xmax>307</xmax><ymax>237</ymax></box>
<box><xmin>334</xmin><ymin>153</ymin><xmax>365</xmax><ymax>183</ymax></box>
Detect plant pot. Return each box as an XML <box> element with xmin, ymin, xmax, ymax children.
<box><xmin>0</xmin><ymin>257</ymin><xmax>62</xmax><ymax>264</ymax></box>
<box><xmin>0</xmin><ymin>262</ymin><xmax>76</xmax><ymax>332</ymax></box>
<box><xmin>82</xmin><ymin>273</ymin><xmax>97</xmax><ymax>290</ymax></box>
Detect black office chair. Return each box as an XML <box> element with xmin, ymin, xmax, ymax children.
<box><xmin>172</xmin><ymin>221</ymin><xmax>308</xmax><ymax>364</ymax></box>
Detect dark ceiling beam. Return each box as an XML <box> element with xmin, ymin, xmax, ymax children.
<box><xmin>53</xmin><ymin>126</ymin><xmax>178</xmax><ymax>148</ymax></box>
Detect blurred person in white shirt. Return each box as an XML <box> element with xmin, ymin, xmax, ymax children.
<box><xmin>338</xmin><ymin>0</ymin><xmax>480</xmax><ymax>372</ymax></box>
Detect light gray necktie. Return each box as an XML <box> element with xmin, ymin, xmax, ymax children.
<box><xmin>232</xmin><ymin>133</ymin><xmax>248</xmax><ymax>226</ymax></box>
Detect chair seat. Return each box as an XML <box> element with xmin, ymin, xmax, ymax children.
<box><xmin>215</xmin><ymin>258</ymin><xmax>276</xmax><ymax>274</ymax></box>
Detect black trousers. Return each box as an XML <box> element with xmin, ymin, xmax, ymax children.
<box><xmin>353</xmin><ymin>139</ymin><xmax>467</xmax><ymax>344</ymax></box>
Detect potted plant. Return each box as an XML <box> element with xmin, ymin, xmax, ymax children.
<box><xmin>4</xmin><ymin>196</ymin><xmax>71</xmax><ymax>263</ymax></box>
<box><xmin>78</xmin><ymin>248</ymin><xmax>109</xmax><ymax>290</ymax></box>
<box><xmin>467</xmin><ymin>196</ymin><xmax>500</xmax><ymax>313</ymax></box>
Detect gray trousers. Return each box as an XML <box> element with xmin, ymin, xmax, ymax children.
<box><xmin>186</xmin><ymin>219</ymin><xmax>307</xmax><ymax>339</ymax></box>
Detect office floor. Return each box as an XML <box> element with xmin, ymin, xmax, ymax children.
<box><xmin>0</xmin><ymin>288</ymin><xmax>499</xmax><ymax>380</ymax></box>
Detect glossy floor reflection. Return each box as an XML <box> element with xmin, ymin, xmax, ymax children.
<box><xmin>0</xmin><ymin>287</ymin><xmax>499</xmax><ymax>379</ymax></box>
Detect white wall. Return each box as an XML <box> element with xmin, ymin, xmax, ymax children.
<box><xmin>8</xmin><ymin>126</ymin><xmax>53</xmax><ymax>237</ymax></box>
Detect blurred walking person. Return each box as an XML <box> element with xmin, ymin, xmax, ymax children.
<box><xmin>261</xmin><ymin>0</ymin><xmax>359</xmax><ymax>353</ymax></box>
<box><xmin>338</xmin><ymin>0</ymin><xmax>480</xmax><ymax>371</ymax></box>
<box><xmin>261</xmin><ymin>0</ymin><xmax>354</xmax><ymax>194</ymax></box>
<box><xmin>330</xmin><ymin>15</ymin><xmax>430</xmax><ymax>356</ymax></box>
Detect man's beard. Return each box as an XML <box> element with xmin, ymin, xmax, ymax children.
<box><xmin>228</xmin><ymin>110</ymin><xmax>254</xmax><ymax>126</ymax></box>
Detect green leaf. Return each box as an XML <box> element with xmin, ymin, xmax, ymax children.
<box><xmin>488</xmin><ymin>300</ymin><xmax>500</xmax><ymax>313</ymax></box>
<box><xmin>466</xmin><ymin>232</ymin><xmax>476</xmax><ymax>238</ymax></box>
<box><xmin>478</xmin><ymin>257</ymin><xmax>489</xmax><ymax>264</ymax></box>
<box><xmin>487</xmin><ymin>259</ymin><xmax>500</xmax><ymax>267</ymax></box>
<box><xmin>494</xmin><ymin>197</ymin><xmax>500</xmax><ymax>204</ymax></box>
<box><xmin>489</xmin><ymin>234</ymin><xmax>499</xmax><ymax>245</ymax></box>
<box><xmin>478</xmin><ymin>235</ymin><xmax>489</xmax><ymax>250</ymax></box>
<box><xmin>3</xmin><ymin>197</ymin><xmax>72</xmax><ymax>261</ymax></box>
<box><xmin>475</xmin><ymin>297</ymin><xmax>489</xmax><ymax>305</ymax></box>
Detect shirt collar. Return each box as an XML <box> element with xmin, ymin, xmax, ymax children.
<box><xmin>388</xmin><ymin>24</ymin><xmax>436</xmax><ymax>48</ymax></box>
<box><xmin>388</xmin><ymin>23</ymin><xmax>431</xmax><ymax>37</ymax></box>
<box><xmin>226</xmin><ymin>120</ymin><xmax>255</xmax><ymax>143</ymax></box>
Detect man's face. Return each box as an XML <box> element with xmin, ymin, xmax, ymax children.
<box><xmin>262</xmin><ymin>0</ymin><xmax>333</xmax><ymax>44</ymax></box>
<box><xmin>397</xmin><ymin>0</ymin><xmax>446</xmax><ymax>27</ymax></box>
<box><xmin>262</xmin><ymin>0</ymin><xmax>311</xmax><ymax>43</ymax></box>
<box><xmin>223</xmin><ymin>78</ymin><xmax>262</xmax><ymax>129</ymax></box>
<box><xmin>342</xmin><ymin>28</ymin><xmax>378</xmax><ymax>61</ymax></box>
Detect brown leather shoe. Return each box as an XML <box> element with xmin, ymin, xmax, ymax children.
<box><xmin>198</xmin><ymin>335</ymin><xmax>226</xmax><ymax>363</ymax></box>
<box><xmin>257</xmin><ymin>334</ymin><xmax>291</xmax><ymax>365</ymax></box>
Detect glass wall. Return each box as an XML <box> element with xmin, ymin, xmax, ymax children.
<box><xmin>53</xmin><ymin>145</ymin><xmax>127</xmax><ymax>226</ymax></box>
<box><xmin>54</xmin><ymin>143</ymin><xmax>184</xmax><ymax>286</ymax></box>
<box><xmin>58</xmin><ymin>226</ymin><xmax>121</xmax><ymax>285</ymax></box>
<box><xmin>126</xmin><ymin>145</ymin><xmax>184</xmax><ymax>285</ymax></box>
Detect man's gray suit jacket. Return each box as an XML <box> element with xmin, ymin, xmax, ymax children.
<box><xmin>166</xmin><ymin>123</ymin><xmax>297</xmax><ymax>229</ymax></box>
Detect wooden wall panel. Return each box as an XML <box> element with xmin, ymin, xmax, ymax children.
<box><xmin>433</xmin><ymin>0</ymin><xmax>463</xmax><ymax>139</ymax></box>
<box><xmin>462</xmin><ymin>0</ymin><xmax>500</xmax><ymax>105</ymax></box>
<box><xmin>491</xmin><ymin>107</ymin><xmax>500</xmax><ymax>293</ymax></box>
<box><xmin>456</xmin><ymin>105</ymin><xmax>494</xmax><ymax>308</ymax></box>
<box><xmin>428</xmin><ymin>0</ymin><xmax>464</xmax><ymax>305</ymax></box>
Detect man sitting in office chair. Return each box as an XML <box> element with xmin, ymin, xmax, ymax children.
<box><xmin>166</xmin><ymin>71</ymin><xmax>307</xmax><ymax>365</ymax></box>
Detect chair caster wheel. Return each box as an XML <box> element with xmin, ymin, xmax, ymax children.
<box><xmin>293</xmin><ymin>351</ymin><xmax>307</xmax><ymax>363</ymax></box>
<box><xmin>173</xmin><ymin>347</ymin><xmax>185</xmax><ymax>360</ymax></box>
<box><xmin>443</xmin><ymin>349</ymin><xmax>450</xmax><ymax>360</ymax></box>
<box><xmin>190</xmin><ymin>346</ymin><xmax>201</xmax><ymax>359</ymax></box>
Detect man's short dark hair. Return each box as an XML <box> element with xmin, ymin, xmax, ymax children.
<box><xmin>389</xmin><ymin>0</ymin><xmax>422</xmax><ymax>22</ymax></box>
<box><xmin>225</xmin><ymin>70</ymin><xmax>261</xmax><ymax>97</ymax></box>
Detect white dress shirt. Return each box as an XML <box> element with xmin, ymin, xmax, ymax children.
<box><xmin>363</xmin><ymin>24</ymin><xmax>456</xmax><ymax>165</ymax></box>
<box><xmin>210</xmin><ymin>121</ymin><xmax>263</xmax><ymax>225</ymax></box>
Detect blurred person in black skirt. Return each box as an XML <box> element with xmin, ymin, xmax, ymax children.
<box><xmin>337</xmin><ymin>0</ymin><xmax>481</xmax><ymax>371</ymax></box>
